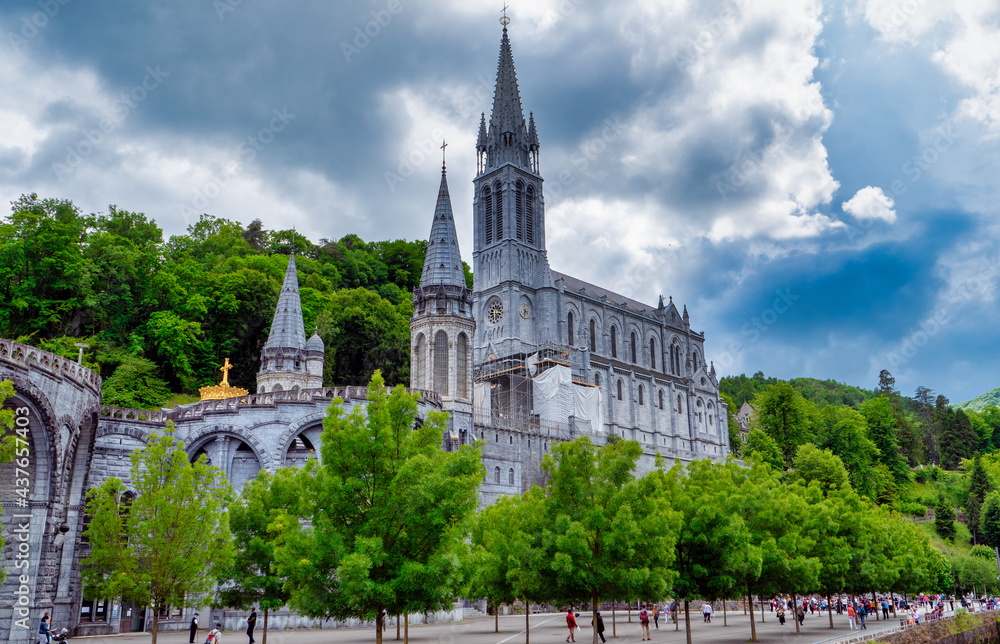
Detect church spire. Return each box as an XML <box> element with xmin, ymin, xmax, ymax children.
<box><xmin>264</xmin><ymin>252</ymin><xmax>306</xmax><ymax>351</ymax></box>
<box><xmin>482</xmin><ymin>25</ymin><xmax>533</xmax><ymax>172</ymax></box>
<box><xmin>420</xmin><ymin>161</ymin><xmax>466</xmax><ymax>288</ymax></box>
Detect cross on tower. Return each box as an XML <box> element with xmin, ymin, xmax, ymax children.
<box><xmin>500</xmin><ymin>3</ymin><xmax>510</xmax><ymax>26</ymax></box>
<box><xmin>220</xmin><ymin>357</ymin><xmax>233</xmax><ymax>385</ymax></box>
<box><xmin>441</xmin><ymin>139</ymin><xmax>448</xmax><ymax>168</ymax></box>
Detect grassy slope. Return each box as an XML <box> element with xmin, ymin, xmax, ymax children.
<box><xmin>956</xmin><ymin>386</ymin><xmax>1000</xmax><ymax>412</ymax></box>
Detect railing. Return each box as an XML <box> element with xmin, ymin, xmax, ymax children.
<box><xmin>99</xmin><ymin>385</ymin><xmax>443</xmax><ymax>425</ymax></box>
<box><xmin>0</xmin><ymin>338</ymin><xmax>102</xmax><ymax>396</ymax></box>
<box><xmin>811</xmin><ymin>608</ymin><xmax>996</xmax><ymax>644</ymax></box>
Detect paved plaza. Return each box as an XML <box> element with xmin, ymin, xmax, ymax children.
<box><xmin>69</xmin><ymin>609</ymin><xmax>908</xmax><ymax>644</ymax></box>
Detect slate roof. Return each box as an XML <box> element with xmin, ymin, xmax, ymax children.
<box><xmin>420</xmin><ymin>165</ymin><xmax>466</xmax><ymax>288</ymax></box>
<box><xmin>264</xmin><ymin>253</ymin><xmax>307</xmax><ymax>351</ymax></box>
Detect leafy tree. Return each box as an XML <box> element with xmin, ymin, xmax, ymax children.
<box><xmin>808</xmin><ymin>488</ymin><xmax>866</xmax><ymax>628</ymax></box>
<box><xmin>667</xmin><ymin>460</ymin><xmax>756</xmax><ymax>644</ymax></box>
<box><xmin>934</xmin><ymin>494</ymin><xmax>957</xmax><ymax>541</ymax></box>
<box><xmin>814</xmin><ymin>405</ymin><xmax>878</xmax><ymax>498</ymax></box>
<box><xmin>0</xmin><ymin>381</ymin><xmax>19</xmax><ymax>584</ymax></box>
<box><xmin>970</xmin><ymin>544</ymin><xmax>995</xmax><ymax>560</ymax></box>
<box><xmin>878</xmin><ymin>369</ymin><xmax>897</xmax><ymax>398</ymax></box>
<box><xmin>742</xmin><ymin>429</ymin><xmax>784</xmax><ymax>471</ymax></box>
<box><xmin>939</xmin><ymin>409</ymin><xmax>978</xmax><ymax>470</ymax></box>
<box><xmin>216</xmin><ymin>469</ymin><xmax>297</xmax><ymax>644</ymax></box>
<box><xmin>469</xmin><ymin>487</ymin><xmax>548</xmax><ymax>635</ymax></box>
<box><xmin>81</xmin><ymin>425</ymin><xmax>234</xmax><ymax>644</ymax></box>
<box><xmin>792</xmin><ymin>444</ymin><xmax>849</xmax><ymax>493</ymax></box>
<box><xmin>860</xmin><ymin>397</ymin><xmax>908</xmax><ymax>482</ymax></box>
<box><xmin>101</xmin><ymin>354</ymin><xmax>171</xmax><ymax>409</ymax></box>
<box><xmin>979</xmin><ymin>490</ymin><xmax>1000</xmax><ymax>550</ymax></box>
<box><xmin>541</xmin><ymin>437</ymin><xmax>680</xmax><ymax>644</ymax></box>
<box><xmin>719</xmin><ymin>392</ymin><xmax>742</xmax><ymax>455</ymax></box>
<box><xmin>273</xmin><ymin>372</ymin><xmax>483</xmax><ymax>644</ymax></box>
<box><xmin>751</xmin><ymin>382</ymin><xmax>815</xmax><ymax>465</ymax></box>
<box><xmin>967</xmin><ymin>455</ymin><xmax>992</xmax><ymax>544</ymax></box>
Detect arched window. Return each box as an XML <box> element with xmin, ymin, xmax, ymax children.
<box><xmin>484</xmin><ymin>186</ymin><xmax>494</xmax><ymax>245</ymax></box>
<box><xmin>508</xmin><ymin>468</ymin><xmax>515</xmax><ymax>485</ymax></box>
<box><xmin>434</xmin><ymin>330</ymin><xmax>449</xmax><ymax>396</ymax></box>
<box><xmin>515</xmin><ymin>180</ymin><xmax>524</xmax><ymax>241</ymax></box>
<box><xmin>526</xmin><ymin>185</ymin><xmax>535</xmax><ymax>244</ymax></box>
<box><xmin>595</xmin><ymin>372</ymin><xmax>601</xmax><ymax>387</ymax></box>
<box><xmin>509</xmin><ymin>435</ymin><xmax>513</xmax><ymax>445</ymax></box>
<box><xmin>272</xmin><ymin>384</ymin><xmax>283</xmax><ymax>392</ymax></box>
<box><xmin>414</xmin><ymin>333</ymin><xmax>426</xmax><ymax>389</ymax></box>
<box><xmin>677</xmin><ymin>395</ymin><xmax>683</xmax><ymax>412</ymax></box>
<box><xmin>611</xmin><ymin>326</ymin><xmax>617</xmax><ymax>358</ymax></box>
<box><xmin>589</xmin><ymin>319</ymin><xmax>597</xmax><ymax>352</ymax></box>
<box><xmin>494</xmin><ymin>180</ymin><xmax>504</xmax><ymax>239</ymax></box>
<box><xmin>693</xmin><ymin>351</ymin><xmax>700</xmax><ymax>371</ymax></box>
<box><xmin>567</xmin><ymin>312</ymin><xmax>575</xmax><ymax>346</ymax></box>
<box><xmin>638</xmin><ymin>385</ymin><xmax>644</xmax><ymax>406</ymax></box>
<box><xmin>658</xmin><ymin>389</ymin><xmax>664</xmax><ymax>410</ymax></box>
<box><xmin>495</xmin><ymin>433</ymin><xmax>499</xmax><ymax>442</ymax></box>
<box><xmin>650</xmin><ymin>338</ymin><xmax>656</xmax><ymax>370</ymax></box>
<box><xmin>630</xmin><ymin>332</ymin><xmax>637</xmax><ymax>363</ymax></box>
<box><xmin>457</xmin><ymin>333</ymin><xmax>468</xmax><ymax>400</ymax></box>
<box><xmin>494</xmin><ymin>466</ymin><xmax>501</xmax><ymax>483</ymax></box>
<box><xmin>617</xmin><ymin>380</ymin><xmax>623</xmax><ymax>401</ymax></box>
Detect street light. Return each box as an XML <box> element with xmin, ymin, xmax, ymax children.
<box><xmin>73</xmin><ymin>342</ymin><xmax>89</xmax><ymax>364</ymax></box>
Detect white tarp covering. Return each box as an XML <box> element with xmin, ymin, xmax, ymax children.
<box><xmin>573</xmin><ymin>382</ymin><xmax>603</xmax><ymax>432</ymax></box>
<box><xmin>474</xmin><ymin>382</ymin><xmax>491</xmax><ymax>418</ymax></box>
<box><xmin>532</xmin><ymin>365</ymin><xmax>574</xmax><ymax>424</ymax></box>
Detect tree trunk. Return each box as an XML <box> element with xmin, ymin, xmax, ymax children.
<box><xmin>525</xmin><ymin>602</ymin><xmax>529</xmax><ymax>644</ymax></box>
<box><xmin>748</xmin><ymin>591</ymin><xmax>757</xmax><ymax>643</ymax></box>
<box><xmin>152</xmin><ymin>607</ymin><xmax>159</xmax><ymax>644</ymax></box>
<box><xmin>628</xmin><ymin>605</ymin><xmax>632</xmax><ymax>623</ymax></box>
<box><xmin>495</xmin><ymin>605</ymin><xmax>499</xmax><ymax>633</ymax></box>
<box><xmin>827</xmin><ymin>594</ymin><xmax>834</xmax><ymax>629</ymax></box>
<box><xmin>376</xmin><ymin>609</ymin><xmax>383</xmax><ymax>644</ymax></box>
<box><xmin>398</xmin><ymin>613</ymin><xmax>401</xmax><ymax>640</ymax></box>
<box><xmin>760</xmin><ymin>598</ymin><xmax>765</xmax><ymax>623</ymax></box>
<box><xmin>793</xmin><ymin>592</ymin><xmax>800</xmax><ymax>636</ymax></box>
<box><xmin>724</xmin><ymin>600</ymin><xmax>728</xmax><ymax>626</ymax></box>
<box><xmin>684</xmin><ymin>599</ymin><xmax>692</xmax><ymax>644</ymax></box>
<box><xmin>613</xmin><ymin>601</ymin><xmax>617</xmax><ymax>637</ymax></box>
<box><xmin>593</xmin><ymin>590</ymin><xmax>600</xmax><ymax>644</ymax></box>
<box><xmin>872</xmin><ymin>591</ymin><xmax>878</xmax><ymax>621</ymax></box>
<box><xmin>744</xmin><ymin>596</ymin><xmax>748</xmax><ymax>615</ymax></box>
<box><xmin>404</xmin><ymin>613</ymin><xmax>409</xmax><ymax>644</ymax></box>
<box><xmin>263</xmin><ymin>608</ymin><xmax>269</xmax><ymax>644</ymax></box>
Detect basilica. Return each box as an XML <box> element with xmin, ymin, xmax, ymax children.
<box><xmin>0</xmin><ymin>24</ymin><xmax>728</xmax><ymax>642</ymax></box>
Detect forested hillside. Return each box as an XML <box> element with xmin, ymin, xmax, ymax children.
<box><xmin>0</xmin><ymin>194</ymin><xmax>471</xmax><ymax>408</ymax></box>
<box><xmin>957</xmin><ymin>385</ymin><xmax>1000</xmax><ymax>412</ymax></box>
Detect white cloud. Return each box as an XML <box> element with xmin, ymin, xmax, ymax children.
<box><xmin>842</xmin><ymin>186</ymin><xmax>897</xmax><ymax>223</ymax></box>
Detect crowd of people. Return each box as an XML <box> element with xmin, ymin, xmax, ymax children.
<box><xmin>561</xmin><ymin>593</ymin><xmax>998</xmax><ymax>642</ymax></box>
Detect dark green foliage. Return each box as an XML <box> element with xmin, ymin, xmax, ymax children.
<box><xmin>719</xmin><ymin>392</ymin><xmax>742</xmax><ymax>456</ymax></box>
<box><xmin>860</xmin><ymin>397</ymin><xmax>909</xmax><ymax>482</ymax></box>
<box><xmin>940</xmin><ymin>409</ymin><xmax>978</xmax><ymax>470</ymax></box>
<box><xmin>720</xmin><ymin>372</ymin><xmax>876</xmax><ymax>408</ymax></box>
<box><xmin>751</xmin><ymin>382</ymin><xmax>815</xmax><ymax>465</ymax></box>
<box><xmin>934</xmin><ymin>494</ymin><xmax>957</xmax><ymax>541</ymax></box>
<box><xmin>101</xmin><ymin>354</ymin><xmax>171</xmax><ymax>409</ymax></box>
<box><xmin>0</xmin><ymin>197</ymin><xmax>431</xmax><ymax>398</ymax></box>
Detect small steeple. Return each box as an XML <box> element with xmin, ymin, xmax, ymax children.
<box><xmin>265</xmin><ymin>252</ymin><xmax>306</xmax><ymax>351</ymax></box>
<box><xmin>528</xmin><ymin>112</ymin><xmax>539</xmax><ymax>149</ymax></box>
<box><xmin>657</xmin><ymin>295</ymin><xmax>665</xmax><ymax>310</ymax></box>
<box><xmin>477</xmin><ymin>113</ymin><xmax>488</xmax><ymax>151</ymax></box>
<box><xmin>482</xmin><ymin>24</ymin><xmax>532</xmax><ymax>172</ymax></box>
<box><xmin>420</xmin><ymin>162</ymin><xmax>465</xmax><ymax>288</ymax></box>
<box><xmin>682</xmin><ymin>305</ymin><xmax>690</xmax><ymax>323</ymax></box>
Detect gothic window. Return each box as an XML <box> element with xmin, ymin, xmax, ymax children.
<box><xmin>509</xmin><ymin>435</ymin><xmax>513</xmax><ymax>445</ymax></box>
<box><xmin>693</xmin><ymin>351</ymin><xmax>700</xmax><ymax>371</ymax></box>
<box><xmin>611</xmin><ymin>326</ymin><xmax>617</xmax><ymax>358</ymax></box>
<box><xmin>526</xmin><ymin>185</ymin><xmax>535</xmax><ymax>244</ymax></box>
<box><xmin>433</xmin><ymin>330</ymin><xmax>449</xmax><ymax>396</ymax></box>
<box><xmin>494</xmin><ymin>180</ymin><xmax>503</xmax><ymax>239</ymax></box>
<box><xmin>638</xmin><ymin>385</ymin><xmax>644</xmax><ymax>406</ymax></box>
<box><xmin>508</xmin><ymin>468</ymin><xmax>515</xmax><ymax>485</ymax></box>
<box><xmin>515</xmin><ymin>180</ymin><xmax>524</xmax><ymax>241</ymax></box>
<box><xmin>484</xmin><ymin>186</ymin><xmax>494</xmax><ymax>245</ymax></box>
<box><xmin>414</xmin><ymin>333</ymin><xmax>426</xmax><ymax>389</ymax></box>
<box><xmin>677</xmin><ymin>394</ymin><xmax>683</xmax><ymax>412</ymax></box>
<box><xmin>650</xmin><ymin>338</ymin><xmax>656</xmax><ymax>370</ymax></box>
<box><xmin>589</xmin><ymin>318</ymin><xmax>597</xmax><ymax>352</ymax></box>
<box><xmin>273</xmin><ymin>384</ymin><xmax>283</xmax><ymax>392</ymax></box>
<box><xmin>658</xmin><ymin>389</ymin><xmax>664</xmax><ymax>410</ymax></box>
<box><xmin>617</xmin><ymin>379</ymin><xmax>623</xmax><ymax>401</ymax></box>
<box><xmin>567</xmin><ymin>312</ymin><xmax>575</xmax><ymax>346</ymax></box>
<box><xmin>494</xmin><ymin>466</ymin><xmax>501</xmax><ymax>483</ymax></box>
<box><xmin>496</xmin><ymin>433</ymin><xmax>499</xmax><ymax>442</ymax></box>
<box><xmin>457</xmin><ymin>333</ymin><xmax>468</xmax><ymax>400</ymax></box>
<box><xmin>595</xmin><ymin>372</ymin><xmax>601</xmax><ymax>386</ymax></box>
<box><xmin>630</xmin><ymin>332</ymin><xmax>637</xmax><ymax>363</ymax></box>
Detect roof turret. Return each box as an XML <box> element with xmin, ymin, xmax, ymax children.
<box><xmin>419</xmin><ymin>163</ymin><xmax>466</xmax><ymax>288</ymax></box>
<box><xmin>264</xmin><ymin>252</ymin><xmax>306</xmax><ymax>351</ymax></box>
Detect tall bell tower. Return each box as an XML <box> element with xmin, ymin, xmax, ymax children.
<box><xmin>472</xmin><ymin>23</ymin><xmax>557</xmax><ymax>365</ymax></box>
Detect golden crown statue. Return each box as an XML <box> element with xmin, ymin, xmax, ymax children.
<box><xmin>199</xmin><ymin>358</ymin><xmax>249</xmax><ymax>400</ymax></box>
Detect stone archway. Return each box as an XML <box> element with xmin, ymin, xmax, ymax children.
<box><xmin>274</xmin><ymin>411</ymin><xmax>328</xmax><ymax>467</ymax></box>
<box><xmin>187</xmin><ymin>430</ymin><xmax>269</xmax><ymax>494</ymax></box>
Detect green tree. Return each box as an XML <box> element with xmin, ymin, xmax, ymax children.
<box><xmin>719</xmin><ymin>392</ymin><xmax>742</xmax><ymax>456</ymax></box>
<box><xmin>216</xmin><ymin>469</ymin><xmax>297</xmax><ymax>644</ymax></box>
<box><xmin>934</xmin><ymin>494</ymin><xmax>957</xmax><ymax>541</ymax></box>
<box><xmin>792</xmin><ymin>443</ymin><xmax>850</xmax><ymax>493</ymax></box>
<box><xmin>751</xmin><ymin>382</ymin><xmax>815</xmax><ymax>465</ymax></box>
<box><xmin>273</xmin><ymin>371</ymin><xmax>483</xmax><ymax>644</ymax></box>
<box><xmin>540</xmin><ymin>437</ymin><xmax>680</xmax><ymax>644</ymax></box>
<box><xmin>0</xmin><ymin>380</ymin><xmax>19</xmax><ymax>584</ymax></box>
<box><xmin>469</xmin><ymin>487</ymin><xmax>548</xmax><ymax>635</ymax></box>
<box><xmin>742</xmin><ymin>429</ymin><xmax>784</xmax><ymax>471</ymax></box>
<box><xmin>101</xmin><ymin>354</ymin><xmax>171</xmax><ymax>409</ymax></box>
<box><xmin>81</xmin><ymin>425</ymin><xmax>234</xmax><ymax>644</ymax></box>
<box><xmin>967</xmin><ymin>455</ymin><xmax>992</xmax><ymax>544</ymax></box>
<box><xmin>814</xmin><ymin>405</ymin><xmax>879</xmax><ymax>498</ymax></box>
<box><xmin>860</xmin><ymin>397</ymin><xmax>908</xmax><ymax>482</ymax></box>
<box><xmin>667</xmin><ymin>460</ymin><xmax>756</xmax><ymax>644</ymax></box>
<box><xmin>940</xmin><ymin>409</ymin><xmax>978</xmax><ymax>470</ymax></box>
<box><xmin>979</xmin><ymin>491</ymin><xmax>1000</xmax><ymax>550</ymax></box>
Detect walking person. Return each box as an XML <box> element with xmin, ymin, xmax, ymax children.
<box><xmin>566</xmin><ymin>607</ymin><xmax>577</xmax><ymax>643</ymax></box>
<box><xmin>857</xmin><ymin>603</ymin><xmax>867</xmax><ymax>630</ymax></box>
<box><xmin>189</xmin><ymin>612</ymin><xmax>200</xmax><ymax>644</ymax></box>
<box><xmin>207</xmin><ymin>622</ymin><xmax>223</xmax><ymax>644</ymax></box>
<box><xmin>671</xmin><ymin>599</ymin><xmax>678</xmax><ymax>623</ymax></box>
<box><xmin>639</xmin><ymin>604</ymin><xmax>651</xmax><ymax>641</ymax></box>
<box><xmin>653</xmin><ymin>604</ymin><xmax>660</xmax><ymax>630</ymax></box>
<box><xmin>777</xmin><ymin>606</ymin><xmax>786</xmax><ymax>625</ymax></box>
<box><xmin>705</xmin><ymin>602</ymin><xmax>713</xmax><ymax>623</ymax></box>
<box><xmin>38</xmin><ymin>613</ymin><xmax>50</xmax><ymax>644</ymax></box>
<box><xmin>847</xmin><ymin>603</ymin><xmax>856</xmax><ymax>630</ymax></box>
<box><xmin>592</xmin><ymin>611</ymin><xmax>607</xmax><ymax>644</ymax></box>
<box><xmin>797</xmin><ymin>603</ymin><xmax>805</xmax><ymax>626</ymax></box>
<box><xmin>246</xmin><ymin>607</ymin><xmax>257</xmax><ymax>644</ymax></box>
<box><xmin>882</xmin><ymin>599</ymin><xmax>889</xmax><ymax>620</ymax></box>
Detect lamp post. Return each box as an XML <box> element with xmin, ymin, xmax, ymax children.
<box><xmin>73</xmin><ymin>342</ymin><xmax>89</xmax><ymax>364</ymax></box>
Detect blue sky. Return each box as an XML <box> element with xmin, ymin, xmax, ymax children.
<box><xmin>1</xmin><ymin>0</ymin><xmax>998</xmax><ymax>401</ymax></box>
